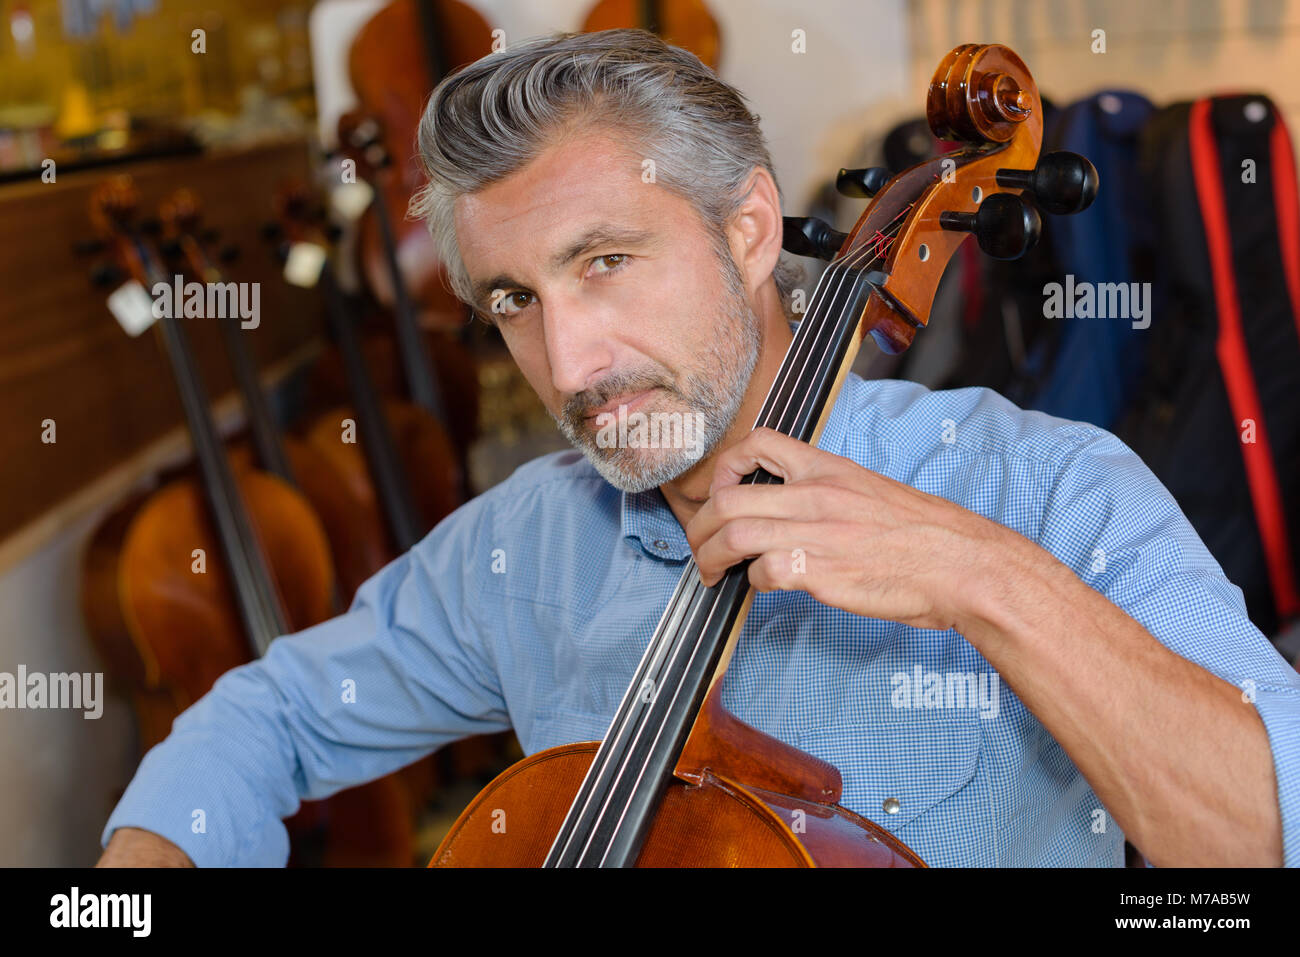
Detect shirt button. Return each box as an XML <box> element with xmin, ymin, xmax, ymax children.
<box><xmin>882</xmin><ymin>797</ymin><xmax>901</xmax><ymax>815</ymax></box>
<box><xmin>653</xmin><ymin>539</ymin><xmax>669</xmax><ymax>550</ymax></box>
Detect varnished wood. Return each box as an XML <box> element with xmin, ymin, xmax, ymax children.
<box><xmin>433</xmin><ymin>743</ymin><xmax>923</xmax><ymax>867</ymax></box>
<box><xmin>581</xmin><ymin>0</ymin><xmax>722</xmax><ymax>70</ymax></box>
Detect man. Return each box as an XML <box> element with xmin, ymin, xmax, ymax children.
<box><xmin>99</xmin><ymin>29</ymin><xmax>1298</xmax><ymax>867</ymax></box>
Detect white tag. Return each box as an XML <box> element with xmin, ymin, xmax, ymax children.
<box><xmin>330</xmin><ymin>180</ymin><xmax>374</xmax><ymax>222</ymax></box>
<box><xmin>284</xmin><ymin>242</ymin><xmax>328</xmax><ymax>288</ymax></box>
<box><xmin>107</xmin><ymin>279</ymin><xmax>158</xmax><ymax>337</ymax></box>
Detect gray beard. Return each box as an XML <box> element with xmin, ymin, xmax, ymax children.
<box><xmin>550</xmin><ymin>261</ymin><xmax>762</xmax><ymax>494</ymax></box>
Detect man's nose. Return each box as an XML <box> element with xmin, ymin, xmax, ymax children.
<box><xmin>542</xmin><ymin>290</ymin><xmax>616</xmax><ymax>397</ymax></box>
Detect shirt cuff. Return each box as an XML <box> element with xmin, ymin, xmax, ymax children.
<box><xmin>1250</xmin><ymin>683</ymin><xmax>1300</xmax><ymax>867</ymax></box>
<box><xmin>100</xmin><ymin>729</ymin><xmax>291</xmax><ymax>868</ymax></box>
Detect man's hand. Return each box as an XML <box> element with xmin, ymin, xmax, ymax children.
<box><xmin>685</xmin><ymin>427</ymin><xmax>1012</xmax><ymax>631</ymax></box>
<box><xmin>96</xmin><ymin>827</ymin><xmax>194</xmax><ymax>867</ymax></box>
<box><xmin>686</xmin><ymin>429</ymin><xmax>1283</xmax><ymax>865</ymax></box>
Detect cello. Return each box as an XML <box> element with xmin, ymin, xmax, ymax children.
<box><xmin>83</xmin><ymin>176</ymin><xmax>410</xmax><ymax>866</ymax></box>
<box><xmin>334</xmin><ymin>109</ymin><xmax>479</xmax><ymax>469</ymax></box>
<box><xmin>581</xmin><ymin>0</ymin><xmax>721</xmax><ymax>70</ymax></box>
<box><xmin>159</xmin><ymin>189</ymin><xmax>390</xmax><ymax>599</ymax></box>
<box><xmin>430</xmin><ymin>43</ymin><xmax>1098</xmax><ymax>866</ymax></box>
<box><xmin>346</xmin><ymin>0</ymin><xmax>495</xmax><ymax>332</ymax></box>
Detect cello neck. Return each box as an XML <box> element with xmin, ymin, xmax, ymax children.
<box><xmin>318</xmin><ymin>254</ymin><xmax>426</xmax><ymax>553</ymax></box>
<box><xmin>125</xmin><ymin>230</ymin><xmax>291</xmax><ymax>653</ymax></box>
<box><xmin>175</xmin><ymin>232</ymin><xmax>296</xmax><ymax>484</ymax></box>
<box><xmin>416</xmin><ymin>0</ymin><xmax>451</xmax><ymax>81</ymax></box>
<box><xmin>365</xmin><ymin>192</ymin><xmax>450</xmax><ymax>425</ymax></box>
<box><xmin>638</xmin><ymin>0</ymin><xmax>662</xmax><ymax>35</ymax></box>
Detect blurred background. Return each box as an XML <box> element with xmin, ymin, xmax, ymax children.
<box><xmin>0</xmin><ymin>0</ymin><xmax>1297</xmax><ymax>866</ymax></box>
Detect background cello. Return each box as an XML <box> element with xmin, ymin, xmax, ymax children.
<box><xmin>82</xmin><ymin>176</ymin><xmax>412</xmax><ymax>866</ymax></box>
<box><xmin>345</xmin><ymin>0</ymin><xmax>495</xmax><ymax>332</ymax></box>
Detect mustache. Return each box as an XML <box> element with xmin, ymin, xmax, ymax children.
<box><xmin>562</xmin><ymin>372</ymin><xmax>678</xmax><ymax>422</ymax></box>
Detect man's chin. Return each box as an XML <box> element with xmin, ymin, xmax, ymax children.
<box><xmin>579</xmin><ymin>443</ymin><xmax>705</xmax><ymax>493</ymax></box>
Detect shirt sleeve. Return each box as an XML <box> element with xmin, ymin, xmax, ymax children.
<box><xmin>1035</xmin><ymin>425</ymin><xmax>1300</xmax><ymax>867</ymax></box>
<box><xmin>99</xmin><ymin>497</ymin><xmax>510</xmax><ymax>867</ymax></box>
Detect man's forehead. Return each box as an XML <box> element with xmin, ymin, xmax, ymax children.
<box><xmin>454</xmin><ymin>130</ymin><xmax>694</xmax><ymax>301</ymax></box>
<box><xmin>454</xmin><ymin>131</ymin><xmax>648</xmax><ymax>241</ymax></box>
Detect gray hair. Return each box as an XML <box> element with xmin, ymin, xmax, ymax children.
<box><xmin>409</xmin><ymin>28</ymin><xmax>804</xmax><ymax>319</ymax></box>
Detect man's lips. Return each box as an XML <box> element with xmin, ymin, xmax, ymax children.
<box><xmin>582</xmin><ymin>388</ymin><xmax>657</xmax><ymax>422</ymax></box>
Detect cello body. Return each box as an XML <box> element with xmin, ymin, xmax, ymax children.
<box><xmin>433</xmin><ymin>744</ymin><xmax>923</xmax><ymax>867</ymax></box>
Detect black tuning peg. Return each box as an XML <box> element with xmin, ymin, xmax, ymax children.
<box><xmin>260</xmin><ymin>221</ymin><xmax>283</xmax><ymax>242</ymax></box>
<box><xmin>783</xmin><ymin>215</ymin><xmax>848</xmax><ymax>261</ymax></box>
<box><xmin>835</xmin><ymin>166</ymin><xmax>891</xmax><ymax>199</ymax></box>
<box><xmin>995</xmin><ymin>151</ymin><xmax>1099</xmax><ymax>215</ymax></box>
<box><xmin>939</xmin><ymin>193</ymin><xmax>1042</xmax><ymax>260</ymax></box>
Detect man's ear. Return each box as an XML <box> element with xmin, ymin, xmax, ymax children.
<box><xmin>725</xmin><ymin>167</ymin><xmax>784</xmax><ymax>296</ymax></box>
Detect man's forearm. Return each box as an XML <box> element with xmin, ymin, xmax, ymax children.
<box><xmin>96</xmin><ymin>827</ymin><xmax>195</xmax><ymax>868</ymax></box>
<box><xmin>958</xmin><ymin>531</ymin><xmax>1283</xmax><ymax>866</ymax></box>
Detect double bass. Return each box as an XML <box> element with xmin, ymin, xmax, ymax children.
<box><xmin>430</xmin><ymin>43</ymin><xmax>1098</xmax><ymax>866</ymax></box>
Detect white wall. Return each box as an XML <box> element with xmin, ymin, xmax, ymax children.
<box><xmin>0</xmin><ymin>504</ymin><xmax>137</xmax><ymax>867</ymax></box>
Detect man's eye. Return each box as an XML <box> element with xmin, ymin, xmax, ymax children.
<box><xmin>591</xmin><ymin>254</ymin><xmax>629</xmax><ymax>275</ymax></box>
<box><xmin>491</xmin><ymin>289</ymin><xmax>534</xmax><ymax>317</ymax></box>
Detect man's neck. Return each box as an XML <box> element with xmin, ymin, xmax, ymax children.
<box><xmin>659</xmin><ymin>298</ymin><xmax>795</xmax><ymax>529</ymax></box>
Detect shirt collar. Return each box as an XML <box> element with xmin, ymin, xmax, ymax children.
<box><xmin>620</xmin><ymin>319</ymin><xmax>862</xmax><ymax>563</ymax></box>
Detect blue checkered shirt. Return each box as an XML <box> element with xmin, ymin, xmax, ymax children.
<box><xmin>102</xmin><ymin>373</ymin><xmax>1300</xmax><ymax>866</ymax></box>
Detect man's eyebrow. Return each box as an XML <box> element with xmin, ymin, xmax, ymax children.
<box><xmin>549</xmin><ymin>224</ymin><xmax>657</xmax><ymax>270</ymax></box>
<box><xmin>469</xmin><ymin>224</ymin><xmax>657</xmax><ymax>310</ymax></box>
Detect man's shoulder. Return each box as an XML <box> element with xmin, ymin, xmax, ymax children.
<box><xmin>835</xmin><ymin>373</ymin><xmax>1114</xmax><ymax>468</ymax></box>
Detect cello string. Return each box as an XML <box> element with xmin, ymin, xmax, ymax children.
<box><xmin>563</xmin><ymin>203</ymin><xmax>916</xmax><ymax>864</ymax></box>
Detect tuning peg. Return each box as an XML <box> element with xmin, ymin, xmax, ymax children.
<box><xmin>835</xmin><ymin>167</ymin><xmax>891</xmax><ymax>199</ymax></box>
<box><xmin>260</xmin><ymin>221</ymin><xmax>283</xmax><ymax>242</ymax></box>
<box><xmin>939</xmin><ymin>193</ymin><xmax>1041</xmax><ymax>260</ymax></box>
<box><xmin>995</xmin><ymin>151</ymin><xmax>1099</xmax><ymax>215</ymax></box>
<box><xmin>219</xmin><ymin>244</ymin><xmax>239</xmax><ymax>264</ymax></box>
<box><xmin>783</xmin><ymin>215</ymin><xmax>848</xmax><ymax>261</ymax></box>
